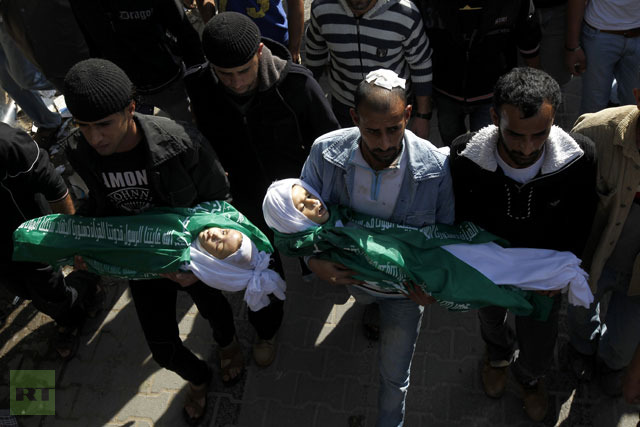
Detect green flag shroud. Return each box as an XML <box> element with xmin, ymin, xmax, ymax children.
<box><xmin>274</xmin><ymin>205</ymin><xmax>566</xmax><ymax>320</ymax></box>
<box><xmin>12</xmin><ymin>201</ymin><xmax>273</xmax><ymax>279</ymax></box>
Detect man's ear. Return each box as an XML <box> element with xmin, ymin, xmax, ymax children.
<box><xmin>490</xmin><ymin>107</ymin><xmax>500</xmax><ymax>126</ymax></box>
<box><xmin>350</xmin><ymin>108</ymin><xmax>359</xmax><ymax>127</ymax></box>
<box><xmin>257</xmin><ymin>42</ymin><xmax>264</xmax><ymax>58</ymax></box>
<box><xmin>634</xmin><ymin>88</ymin><xmax>640</xmax><ymax>109</ymax></box>
<box><xmin>126</xmin><ymin>100</ymin><xmax>136</xmax><ymax>117</ymax></box>
<box><xmin>404</xmin><ymin>104</ymin><xmax>412</xmax><ymax>122</ymax></box>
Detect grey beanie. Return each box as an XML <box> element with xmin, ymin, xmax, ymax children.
<box><xmin>63</xmin><ymin>59</ymin><xmax>133</xmax><ymax>122</ymax></box>
<box><xmin>202</xmin><ymin>12</ymin><xmax>261</xmax><ymax>68</ymax></box>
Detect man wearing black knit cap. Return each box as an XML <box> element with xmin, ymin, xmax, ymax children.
<box><xmin>189</xmin><ymin>12</ymin><xmax>339</xmax><ymax>367</ymax></box>
<box><xmin>62</xmin><ymin>58</ymin><xmax>236</xmax><ymax>424</ymax></box>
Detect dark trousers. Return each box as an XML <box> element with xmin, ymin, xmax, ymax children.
<box><xmin>0</xmin><ymin>261</ymin><xmax>91</xmax><ymax>329</ymax></box>
<box><xmin>479</xmin><ymin>294</ymin><xmax>561</xmax><ymax>384</ymax></box>
<box><xmin>128</xmin><ymin>277</ymin><xmax>283</xmax><ymax>385</ymax></box>
<box><xmin>434</xmin><ymin>92</ymin><xmax>492</xmax><ymax>146</ymax></box>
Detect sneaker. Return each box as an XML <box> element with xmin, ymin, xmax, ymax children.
<box><xmin>566</xmin><ymin>343</ymin><xmax>595</xmax><ymax>381</ymax></box>
<box><xmin>481</xmin><ymin>357</ymin><xmax>508</xmax><ymax>398</ymax></box>
<box><xmin>522</xmin><ymin>380</ymin><xmax>548</xmax><ymax>422</ymax></box>
<box><xmin>253</xmin><ymin>336</ymin><xmax>277</xmax><ymax>367</ymax></box>
<box><xmin>599</xmin><ymin>360</ymin><xmax>624</xmax><ymax>397</ymax></box>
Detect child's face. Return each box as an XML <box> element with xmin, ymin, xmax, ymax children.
<box><xmin>198</xmin><ymin>227</ymin><xmax>243</xmax><ymax>259</ymax></box>
<box><xmin>291</xmin><ymin>184</ymin><xmax>329</xmax><ymax>224</ymax></box>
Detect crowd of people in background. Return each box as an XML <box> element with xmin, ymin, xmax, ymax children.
<box><xmin>1</xmin><ymin>0</ymin><xmax>639</xmax><ymax>426</ymax></box>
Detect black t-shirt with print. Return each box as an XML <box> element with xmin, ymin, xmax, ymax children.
<box><xmin>98</xmin><ymin>140</ymin><xmax>156</xmax><ymax>214</ymax></box>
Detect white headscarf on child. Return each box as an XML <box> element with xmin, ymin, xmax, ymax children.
<box><xmin>189</xmin><ymin>231</ymin><xmax>286</xmax><ymax>311</ymax></box>
<box><xmin>262</xmin><ymin>178</ymin><xmax>324</xmax><ymax>233</ymax></box>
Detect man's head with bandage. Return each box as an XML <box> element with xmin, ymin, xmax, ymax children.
<box><xmin>262</xmin><ymin>179</ymin><xmax>329</xmax><ymax>233</ymax></box>
<box><xmin>349</xmin><ymin>69</ymin><xmax>411</xmax><ymax>171</ymax></box>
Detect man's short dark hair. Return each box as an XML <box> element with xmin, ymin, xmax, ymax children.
<box><xmin>493</xmin><ymin>67</ymin><xmax>561</xmax><ymax>118</ymax></box>
<box><xmin>354</xmin><ymin>80</ymin><xmax>408</xmax><ymax>114</ymax></box>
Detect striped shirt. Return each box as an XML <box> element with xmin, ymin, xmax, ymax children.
<box><xmin>306</xmin><ymin>0</ymin><xmax>433</xmax><ymax>107</ymax></box>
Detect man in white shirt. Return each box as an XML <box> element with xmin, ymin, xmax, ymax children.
<box><xmin>565</xmin><ymin>0</ymin><xmax>640</xmax><ymax>113</ymax></box>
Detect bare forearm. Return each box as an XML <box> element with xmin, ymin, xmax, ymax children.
<box><xmin>196</xmin><ymin>0</ymin><xmax>216</xmax><ymax>23</ymax></box>
<box><xmin>287</xmin><ymin>0</ymin><xmax>304</xmax><ymax>63</ymax></box>
<box><xmin>49</xmin><ymin>193</ymin><xmax>76</xmax><ymax>215</ymax></box>
<box><xmin>566</xmin><ymin>0</ymin><xmax>587</xmax><ymax>48</ymax></box>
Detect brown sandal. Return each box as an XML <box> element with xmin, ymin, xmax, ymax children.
<box><xmin>218</xmin><ymin>337</ymin><xmax>244</xmax><ymax>386</ymax></box>
<box><xmin>183</xmin><ymin>370</ymin><xmax>211</xmax><ymax>426</ymax></box>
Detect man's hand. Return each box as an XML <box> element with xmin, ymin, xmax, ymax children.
<box><xmin>161</xmin><ymin>272</ymin><xmax>199</xmax><ymax>287</ymax></box>
<box><xmin>565</xmin><ymin>47</ymin><xmax>586</xmax><ymax>76</ymax></box>
<box><xmin>401</xmin><ymin>281</ymin><xmax>437</xmax><ymax>305</ymax></box>
<box><xmin>307</xmin><ymin>258</ymin><xmax>363</xmax><ymax>285</ymax></box>
<box><xmin>74</xmin><ymin>255</ymin><xmax>88</xmax><ymax>271</ymax></box>
<box><xmin>409</xmin><ymin>117</ymin><xmax>430</xmax><ymax>139</ymax></box>
<box><xmin>534</xmin><ymin>289</ymin><xmax>562</xmax><ymax>297</ymax></box>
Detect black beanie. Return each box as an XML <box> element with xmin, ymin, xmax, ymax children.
<box><xmin>63</xmin><ymin>58</ymin><xmax>133</xmax><ymax>122</ymax></box>
<box><xmin>202</xmin><ymin>12</ymin><xmax>261</xmax><ymax>68</ymax></box>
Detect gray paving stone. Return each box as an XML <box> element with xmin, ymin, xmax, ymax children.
<box><xmin>343</xmin><ymin>379</ymin><xmax>378</xmax><ymax>410</ymax></box>
<box><xmin>294</xmin><ymin>373</ymin><xmax>345</xmax><ymax>410</ymax></box>
<box><xmin>324</xmin><ymin>348</ymin><xmax>377</xmax><ymax>379</ymax></box>
<box><xmin>236</xmin><ymin>398</ymin><xmax>267</xmax><ymax>427</ymax></box>
<box><xmin>274</xmin><ymin>343</ymin><xmax>327</xmax><ymax>377</ymax></box>
<box><xmin>415</xmin><ymin>328</ymin><xmax>452</xmax><ymax>359</ymax></box>
<box><xmin>265</xmin><ymin>402</ymin><xmax>317</xmax><ymax>427</ymax></box>
<box><xmin>242</xmin><ymin>370</ymin><xmax>299</xmax><ymax>405</ymax></box>
<box><xmin>112</xmin><ymin>391</ymin><xmax>171</xmax><ymax>424</ymax></box>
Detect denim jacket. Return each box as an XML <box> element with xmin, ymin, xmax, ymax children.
<box><xmin>300</xmin><ymin>127</ymin><xmax>455</xmax><ymax>227</ymax></box>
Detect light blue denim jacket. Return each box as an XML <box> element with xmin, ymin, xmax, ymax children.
<box><xmin>300</xmin><ymin>127</ymin><xmax>455</xmax><ymax>227</ymax></box>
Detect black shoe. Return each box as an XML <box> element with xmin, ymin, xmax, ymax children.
<box><xmin>598</xmin><ymin>359</ymin><xmax>624</xmax><ymax>397</ymax></box>
<box><xmin>566</xmin><ymin>343</ymin><xmax>595</xmax><ymax>381</ymax></box>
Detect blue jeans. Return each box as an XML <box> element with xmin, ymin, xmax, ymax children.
<box><xmin>580</xmin><ymin>23</ymin><xmax>640</xmax><ymax>114</ymax></box>
<box><xmin>349</xmin><ymin>286</ymin><xmax>424</xmax><ymax>427</ymax></box>
<box><xmin>568</xmin><ymin>267</ymin><xmax>640</xmax><ymax>370</ymax></box>
<box><xmin>0</xmin><ymin>21</ymin><xmax>60</xmax><ymax>128</ymax></box>
<box><xmin>434</xmin><ymin>92</ymin><xmax>492</xmax><ymax>146</ymax></box>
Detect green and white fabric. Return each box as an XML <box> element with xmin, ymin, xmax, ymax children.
<box><xmin>263</xmin><ymin>179</ymin><xmax>593</xmax><ymax>319</ymax></box>
<box><xmin>13</xmin><ymin>201</ymin><xmax>285</xmax><ymax>311</ymax></box>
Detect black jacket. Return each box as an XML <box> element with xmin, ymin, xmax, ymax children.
<box><xmin>450</xmin><ymin>127</ymin><xmax>597</xmax><ymax>256</ymax></box>
<box><xmin>63</xmin><ymin>113</ymin><xmax>230</xmax><ymax>217</ymax></box>
<box><xmin>69</xmin><ymin>0</ymin><xmax>205</xmax><ymax>92</ymax></box>
<box><xmin>2</xmin><ymin>124</ymin><xmax>68</xmax><ymax>261</ymax></box>
<box><xmin>188</xmin><ymin>39</ymin><xmax>339</xmax><ymax>230</ymax></box>
<box><xmin>420</xmin><ymin>0</ymin><xmax>541</xmax><ymax>103</ymax></box>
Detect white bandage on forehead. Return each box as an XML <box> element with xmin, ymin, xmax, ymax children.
<box><xmin>365</xmin><ymin>69</ymin><xmax>406</xmax><ymax>90</ymax></box>
<box><xmin>262</xmin><ymin>178</ymin><xmax>324</xmax><ymax>233</ymax></box>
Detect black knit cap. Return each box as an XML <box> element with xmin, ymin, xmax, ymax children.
<box><xmin>63</xmin><ymin>58</ymin><xmax>133</xmax><ymax>122</ymax></box>
<box><xmin>202</xmin><ymin>12</ymin><xmax>261</xmax><ymax>68</ymax></box>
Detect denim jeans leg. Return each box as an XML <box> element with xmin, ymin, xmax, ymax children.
<box><xmin>580</xmin><ymin>25</ymin><xmax>623</xmax><ymax>114</ymax></box>
<box><xmin>0</xmin><ymin>46</ymin><xmax>60</xmax><ymax>128</ymax></box>
<box><xmin>613</xmin><ymin>36</ymin><xmax>640</xmax><ymax>107</ymax></box>
<box><xmin>597</xmin><ymin>270</ymin><xmax>640</xmax><ymax>370</ymax></box>
<box><xmin>478</xmin><ymin>305</ymin><xmax>516</xmax><ymax>363</ymax></box>
<box><xmin>434</xmin><ymin>93</ymin><xmax>468</xmax><ymax>146</ymax></box>
<box><xmin>376</xmin><ymin>296</ymin><xmax>423</xmax><ymax>427</ymax></box>
<box><xmin>140</xmin><ymin>77</ymin><xmax>193</xmax><ymax>123</ymax></box>
<box><xmin>468</xmin><ymin>102</ymin><xmax>492</xmax><ymax>133</ymax></box>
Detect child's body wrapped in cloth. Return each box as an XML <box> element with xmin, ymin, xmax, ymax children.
<box><xmin>262</xmin><ymin>178</ymin><xmax>593</xmax><ymax>320</ymax></box>
<box><xmin>12</xmin><ymin>201</ymin><xmax>285</xmax><ymax>311</ymax></box>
